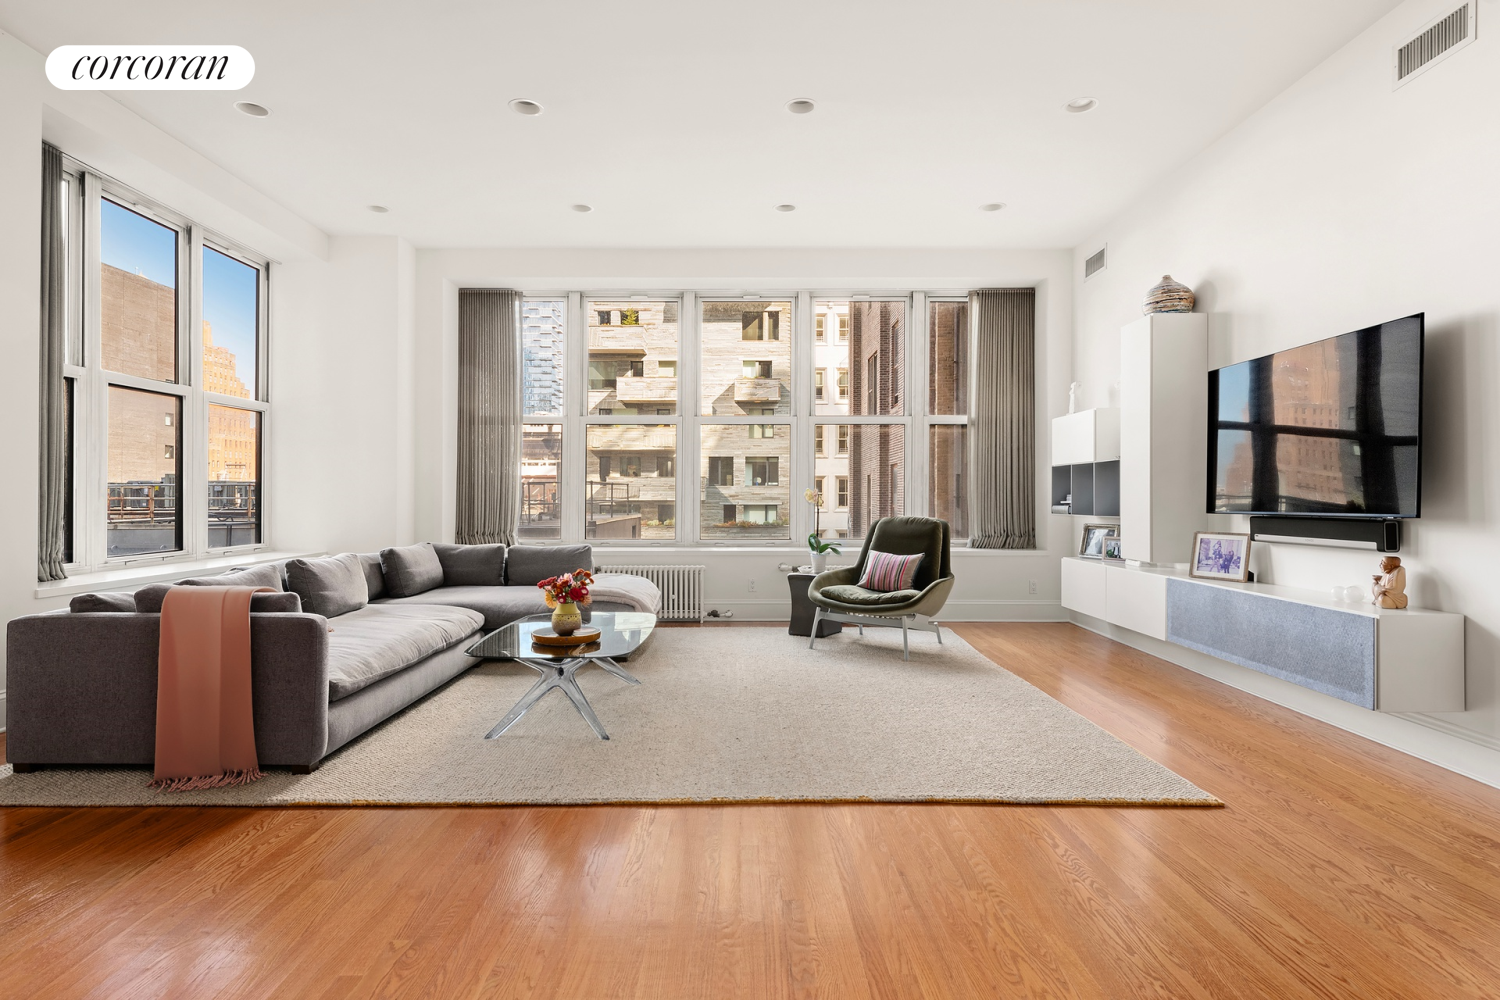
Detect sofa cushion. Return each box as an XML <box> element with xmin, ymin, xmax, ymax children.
<box><xmin>505</xmin><ymin>544</ymin><xmax>593</xmax><ymax>587</ymax></box>
<box><xmin>214</xmin><ymin>562</ymin><xmax>287</xmax><ymax>591</ymax></box>
<box><xmin>820</xmin><ymin>584</ymin><xmax>923</xmax><ymax>607</ymax></box>
<box><xmin>378</xmin><ymin>586</ymin><xmax>552</xmax><ymax>631</ymax></box>
<box><xmin>434</xmin><ymin>543</ymin><xmax>506</xmax><ymax>587</ymax></box>
<box><xmin>324</xmin><ymin>604</ymin><xmax>484</xmax><ymax>701</ymax></box>
<box><xmin>381</xmin><ymin>543</ymin><xmax>445</xmax><ymax>597</ymax></box>
<box><xmin>134</xmin><ymin>584</ymin><xmax>304</xmax><ymax>614</ymax></box>
<box><xmin>69</xmin><ymin>592</ymin><xmax>137</xmax><ymax>614</ymax></box>
<box><xmin>285</xmin><ymin>553</ymin><xmax>368</xmax><ymax>618</ymax></box>
<box><xmin>358</xmin><ymin>553</ymin><xmax>387</xmax><ymax>601</ymax></box>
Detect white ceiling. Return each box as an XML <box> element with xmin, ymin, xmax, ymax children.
<box><xmin>1</xmin><ymin>0</ymin><xmax>1404</xmax><ymax>249</ymax></box>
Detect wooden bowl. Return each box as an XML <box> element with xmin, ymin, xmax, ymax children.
<box><xmin>530</xmin><ymin>626</ymin><xmax>602</xmax><ymax>647</ymax></box>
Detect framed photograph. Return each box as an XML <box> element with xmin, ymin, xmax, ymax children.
<box><xmin>1102</xmin><ymin>537</ymin><xmax>1124</xmax><ymax>562</ymax></box>
<box><xmin>1190</xmin><ymin>531</ymin><xmax>1252</xmax><ymax>582</ymax></box>
<box><xmin>1079</xmin><ymin>523</ymin><xmax>1118</xmax><ymax>559</ymax></box>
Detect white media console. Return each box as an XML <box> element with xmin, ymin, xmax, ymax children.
<box><xmin>1061</xmin><ymin>556</ymin><xmax>1465</xmax><ymax>713</ymax></box>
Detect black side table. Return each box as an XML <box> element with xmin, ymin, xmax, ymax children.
<box><xmin>787</xmin><ymin>573</ymin><xmax>842</xmax><ymax>637</ymax></box>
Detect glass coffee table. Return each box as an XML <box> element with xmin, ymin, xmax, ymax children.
<box><xmin>465</xmin><ymin>612</ymin><xmax>657</xmax><ymax>740</ymax></box>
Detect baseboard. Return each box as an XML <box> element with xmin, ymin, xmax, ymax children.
<box><xmin>705</xmin><ymin>598</ymin><xmax>1067</xmax><ymax>623</ymax></box>
<box><xmin>0</xmin><ymin>691</ymin><xmax>7</xmax><ymax>733</ymax></box>
<box><xmin>1068</xmin><ymin>612</ymin><xmax>1500</xmax><ymax>791</ymax></box>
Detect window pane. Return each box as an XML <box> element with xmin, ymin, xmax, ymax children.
<box><xmin>929</xmin><ymin>300</ymin><xmax>968</xmax><ymax>415</ymax></box>
<box><xmin>520</xmin><ymin>424</ymin><xmax>562</xmax><ymax>540</ymax></box>
<box><xmin>701</xmin><ymin>423</ymin><xmax>791</xmax><ymax>539</ymax></box>
<box><xmin>813</xmin><ymin>423</ymin><xmax>851</xmax><ymax>541</ymax></box>
<box><xmin>822</xmin><ymin>423</ymin><xmax>905</xmax><ymax>539</ymax></box>
<box><xmin>701</xmin><ymin>300</ymin><xmax>792</xmax><ymax>416</ymax></box>
<box><xmin>589</xmin><ymin>300</ymin><xmax>678</xmax><ymax>415</ymax></box>
<box><xmin>523</xmin><ymin>298</ymin><xmax>566</xmax><ymax>415</ymax></box>
<box><xmin>107</xmin><ymin>385</ymin><xmax>181</xmax><ymax>557</ymax></box>
<box><xmin>586</xmin><ymin>424</ymin><xmax>676</xmax><ymax>539</ymax></box>
<box><xmin>208</xmin><ymin>404</ymin><xmax>260</xmax><ymax>547</ymax></box>
<box><xmin>929</xmin><ymin>424</ymin><xmax>969</xmax><ymax>539</ymax></box>
<box><xmin>101</xmin><ymin>199</ymin><xmax>177</xmax><ymax>383</ymax></box>
<box><xmin>202</xmin><ymin>247</ymin><xmax>259</xmax><ymax>400</ymax></box>
<box><xmin>813</xmin><ymin>300</ymin><xmax>903</xmax><ymax>416</ymax></box>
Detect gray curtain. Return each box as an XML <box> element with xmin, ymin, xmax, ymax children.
<box><xmin>969</xmin><ymin>288</ymin><xmax>1036</xmax><ymax>549</ymax></box>
<box><xmin>37</xmin><ymin>144</ymin><xmax>68</xmax><ymax>582</ymax></box>
<box><xmin>456</xmin><ymin>288</ymin><xmax>522</xmax><ymax>545</ymax></box>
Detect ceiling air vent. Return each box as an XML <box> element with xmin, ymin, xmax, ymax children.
<box><xmin>1394</xmin><ymin>2</ymin><xmax>1477</xmax><ymax>88</ymax></box>
<box><xmin>1084</xmin><ymin>246</ymin><xmax>1107</xmax><ymax>280</ymax></box>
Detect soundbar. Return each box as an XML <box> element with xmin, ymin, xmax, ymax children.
<box><xmin>1248</xmin><ymin>516</ymin><xmax>1402</xmax><ymax>553</ymax></box>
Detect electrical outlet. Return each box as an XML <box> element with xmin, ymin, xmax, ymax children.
<box><xmin>1027</xmin><ymin>580</ymin><xmax>1038</xmax><ymax>595</ymax></box>
<box><xmin>748</xmin><ymin>579</ymin><xmax>756</xmax><ymax>593</ymax></box>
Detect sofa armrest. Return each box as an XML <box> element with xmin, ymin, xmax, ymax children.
<box><xmin>7</xmin><ymin>611</ymin><xmax>332</xmax><ymax>768</ymax></box>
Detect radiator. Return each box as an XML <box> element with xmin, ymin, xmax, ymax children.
<box><xmin>597</xmin><ymin>564</ymin><xmax>705</xmax><ymax>622</ymax></box>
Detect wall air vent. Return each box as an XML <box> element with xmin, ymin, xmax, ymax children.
<box><xmin>1084</xmin><ymin>246</ymin><xmax>1107</xmax><ymax>280</ymax></box>
<box><xmin>1394</xmin><ymin>2</ymin><xmax>1477</xmax><ymax>88</ymax></box>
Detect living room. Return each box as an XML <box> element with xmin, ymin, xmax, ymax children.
<box><xmin>2</xmin><ymin>1</ymin><xmax>1499</xmax><ymax>996</ymax></box>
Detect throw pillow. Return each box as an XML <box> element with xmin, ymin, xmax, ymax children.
<box><xmin>505</xmin><ymin>543</ymin><xmax>593</xmax><ymax>587</ymax></box>
<box><xmin>285</xmin><ymin>553</ymin><xmax>369</xmax><ymax>617</ymax></box>
<box><xmin>434</xmin><ymin>542</ymin><xmax>506</xmax><ymax>587</ymax></box>
<box><xmin>134</xmin><ymin>584</ymin><xmax>305</xmax><ymax>614</ymax></box>
<box><xmin>857</xmin><ymin>550</ymin><xmax>925</xmax><ymax>593</ymax></box>
<box><xmin>358</xmin><ymin>553</ymin><xmax>387</xmax><ymax>601</ymax></box>
<box><xmin>69</xmin><ymin>592</ymin><xmax>137</xmax><ymax>613</ymax></box>
<box><xmin>380</xmin><ymin>542</ymin><xmax>445</xmax><ymax>597</ymax></box>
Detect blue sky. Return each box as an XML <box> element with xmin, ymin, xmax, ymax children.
<box><xmin>102</xmin><ymin>199</ymin><xmax>258</xmax><ymax>392</ymax></box>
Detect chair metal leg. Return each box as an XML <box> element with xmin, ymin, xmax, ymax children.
<box><xmin>933</xmin><ymin>621</ymin><xmax>943</xmax><ymax>645</ymax></box>
<box><xmin>808</xmin><ymin>608</ymin><xmax>822</xmax><ymax>650</ymax></box>
<box><xmin>901</xmin><ymin>618</ymin><xmax>910</xmax><ymax>660</ymax></box>
<box><xmin>858</xmin><ymin>625</ymin><xmax>864</xmax><ymax>636</ymax></box>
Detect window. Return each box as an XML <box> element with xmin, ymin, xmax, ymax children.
<box><xmin>520</xmin><ymin>423</ymin><xmax>562</xmax><ymax>540</ymax></box>
<box><xmin>585</xmin><ymin>424</ymin><xmax>677</xmax><ymax>540</ymax></box>
<box><xmin>816</xmin><ymin>300</ymin><xmax>903</xmax><ymax>416</ymax></box>
<box><xmin>928</xmin><ymin>425</ymin><xmax>968</xmax><ymax>538</ymax></box>
<box><xmin>866</xmin><ymin>354</ymin><xmax>879</xmax><ymax>415</ymax></box>
<box><xmin>814</xmin><ymin>369</ymin><xmax>825</xmax><ymax>400</ymax></box>
<box><xmin>836</xmin><ymin>476</ymin><xmax>849</xmax><ymax>508</ymax></box>
<box><xmin>927</xmin><ymin>299</ymin><xmax>970</xmax><ymax>539</ymax></box>
<box><xmin>701</xmin><ymin>423</ymin><xmax>790</xmax><ymax>539</ymax></box>
<box><xmin>837</xmin><ymin>369</ymin><xmax>849</xmax><ymax>400</ymax></box>
<box><xmin>749</xmin><ymin>424</ymin><xmax>774</xmax><ymax>439</ymax></box>
<box><xmin>58</xmin><ymin>160</ymin><xmax>271</xmax><ymax>569</ymax></box>
<box><xmin>702</xmin><ymin>300</ymin><xmax>791</xmax><ymax>415</ymax></box>
<box><xmin>819</xmin><ymin>423</ymin><xmax>905</xmax><ymax>539</ymax></box>
<box><xmin>815</xmin><ymin>314</ymin><xmax>825</xmax><ymax>341</ymax></box>
<box><xmin>590</xmin><ymin>299</ymin><xmax>677</xmax><ymax>416</ymax></box>
<box><xmin>522</xmin><ymin>298</ymin><xmax>567</xmax><ymax>539</ymax></box>
<box><xmin>928</xmin><ymin>299</ymin><xmax>968</xmax><ymax>415</ymax></box>
<box><xmin>837</xmin><ymin>425</ymin><xmax>849</xmax><ymax>454</ymax></box>
<box><xmin>838</xmin><ymin>315</ymin><xmax>849</xmax><ymax>341</ymax></box>
<box><xmin>814</xmin><ymin>424</ymin><xmax>825</xmax><ymax>455</ymax></box>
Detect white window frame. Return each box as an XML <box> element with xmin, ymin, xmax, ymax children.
<box><xmin>60</xmin><ymin>157</ymin><xmax>272</xmax><ymax>573</ymax></box>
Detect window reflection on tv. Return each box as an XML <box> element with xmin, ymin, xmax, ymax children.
<box><xmin>1208</xmin><ymin>314</ymin><xmax>1422</xmax><ymax>518</ymax></box>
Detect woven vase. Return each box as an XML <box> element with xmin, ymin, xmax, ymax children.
<box><xmin>1143</xmin><ymin>275</ymin><xmax>1195</xmax><ymax>314</ymax></box>
<box><xmin>551</xmin><ymin>600</ymin><xmax>582</xmax><ymax>636</ymax></box>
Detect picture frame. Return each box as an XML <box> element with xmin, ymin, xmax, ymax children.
<box><xmin>1102</xmin><ymin>536</ymin><xmax>1124</xmax><ymax>562</ymax></box>
<box><xmin>1079</xmin><ymin>523</ymin><xmax>1118</xmax><ymax>559</ymax></box>
<box><xmin>1190</xmin><ymin>531</ymin><xmax>1252</xmax><ymax>582</ymax></box>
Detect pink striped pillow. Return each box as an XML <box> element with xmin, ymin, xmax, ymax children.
<box><xmin>858</xmin><ymin>550</ymin><xmax>925</xmax><ymax>593</ymax></box>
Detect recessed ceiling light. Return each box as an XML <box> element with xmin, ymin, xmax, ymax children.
<box><xmin>234</xmin><ymin>101</ymin><xmax>270</xmax><ymax>118</ymax></box>
<box><xmin>979</xmin><ymin>203</ymin><xmax>1006</xmax><ymax>212</ymax></box>
<box><xmin>786</xmin><ymin>99</ymin><xmax>816</xmax><ymax>114</ymax></box>
<box><xmin>367</xmin><ymin>205</ymin><xmax>389</xmax><ymax>213</ymax></box>
<box><xmin>1065</xmin><ymin>97</ymin><xmax>1098</xmax><ymax>114</ymax></box>
<box><xmin>509</xmin><ymin>99</ymin><xmax>543</xmax><ymax>116</ymax></box>
<box><xmin>774</xmin><ymin>204</ymin><xmax>796</xmax><ymax>213</ymax></box>
<box><xmin>571</xmin><ymin>204</ymin><xmax>592</xmax><ymax>213</ymax></box>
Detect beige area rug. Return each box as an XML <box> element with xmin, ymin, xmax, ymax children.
<box><xmin>0</xmin><ymin>627</ymin><xmax>1218</xmax><ymax>807</ymax></box>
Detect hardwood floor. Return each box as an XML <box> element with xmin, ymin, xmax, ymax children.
<box><xmin>4</xmin><ymin>622</ymin><xmax>1500</xmax><ymax>998</ymax></box>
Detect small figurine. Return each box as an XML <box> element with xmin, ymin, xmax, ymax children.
<box><xmin>1371</xmin><ymin>556</ymin><xmax>1409</xmax><ymax>610</ymax></box>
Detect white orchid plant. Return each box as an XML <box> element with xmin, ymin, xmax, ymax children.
<box><xmin>804</xmin><ymin>488</ymin><xmax>842</xmax><ymax>555</ymax></box>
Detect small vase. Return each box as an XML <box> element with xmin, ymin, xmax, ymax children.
<box><xmin>1143</xmin><ymin>274</ymin><xmax>1195</xmax><ymax>314</ymax></box>
<box><xmin>810</xmin><ymin>550</ymin><xmax>828</xmax><ymax>574</ymax></box>
<box><xmin>551</xmin><ymin>600</ymin><xmax>582</xmax><ymax>636</ymax></box>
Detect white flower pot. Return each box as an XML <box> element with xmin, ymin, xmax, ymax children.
<box><xmin>810</xmin><ymin>550</ymin><xmax>828</xmax><ymax>575</ymax></box>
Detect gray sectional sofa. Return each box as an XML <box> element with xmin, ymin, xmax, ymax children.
<box><xmin>6</xmin><ymin>543</ymin><xmax>659</xmax><ymax>773</ymax></box>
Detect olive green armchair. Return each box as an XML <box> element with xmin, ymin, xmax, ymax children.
<box><xmin>807</xmin><ymin>516</ymin><xmax>955</xmax><ymax>660</ymax></box>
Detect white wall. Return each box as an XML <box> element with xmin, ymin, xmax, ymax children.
<box><xmin>1072</xmin><ymin>0</ymin><xmax>1500</xmax><ymax>747</ymax></box>
<box><xmin>413</xmin><ymin>248</ymin><xmax>1077</xmax><ymax>619</ymax></box>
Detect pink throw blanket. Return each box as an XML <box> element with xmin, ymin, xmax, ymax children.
<box><xmin>152</xmin><ymin>585</ymin><xmax>270</xmax><ymax>791</ymax></box>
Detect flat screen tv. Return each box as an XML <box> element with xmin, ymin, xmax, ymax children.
<box><xmin>1207</xmin><ymin>313</ymin><xmax>1423</xmax><ymax>518</ymax></box>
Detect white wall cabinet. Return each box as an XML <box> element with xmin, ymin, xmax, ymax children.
<box><xmin>1051</xmin><ymin>408</ymin><xmax>1120</xmax><ymax>467</ymax></box>
<box><xmin>1060</xmin><ymin>557</ymin><xmax>1464</xmax><ymax>713</ymax></box>
<box><xmin>1119</xmin><ymin>314</ymin><xmax>1211</xmax><ymax>565</ymax></box>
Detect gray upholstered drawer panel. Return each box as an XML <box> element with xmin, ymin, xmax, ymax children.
<box><xmin>1166</xmin><ymin>578</ymin><xmax>1376</xmax><ymax>708</ymax></box>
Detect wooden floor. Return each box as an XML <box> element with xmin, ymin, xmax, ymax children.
<box><xmin>4</xmin><ymin>622</ymin><xmax>1500</xmax><ymax>999</ymax></box>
